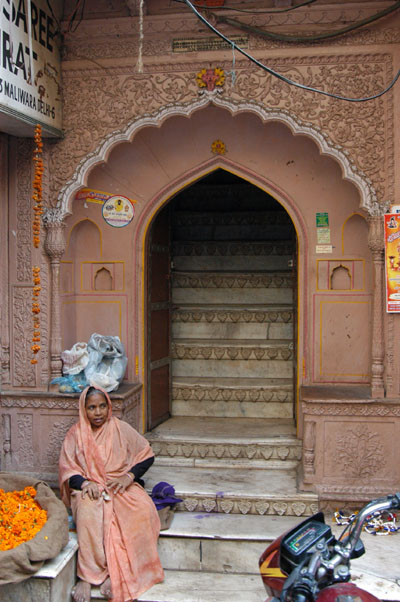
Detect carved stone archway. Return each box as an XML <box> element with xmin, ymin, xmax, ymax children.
<box><xmin>46</xmin><ymin>97</ymin><xmax>387</xmax><ymax>397</ymax></box>
<box><xmin>55</xmin><ymin>95</ymin><xmax>379</xmax><ymax>219</ymax></box>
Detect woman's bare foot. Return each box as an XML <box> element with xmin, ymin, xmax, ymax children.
<box><xmin>100</xmin><ymin>577</ymin><xmax>113</xmax><ymax>598</ymax></box>
<box><xmin>72</xmin><ymin>579</ymin><xmax>91</xmax><ymax>602</ymax></box>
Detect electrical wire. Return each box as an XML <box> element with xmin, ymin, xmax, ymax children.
<box><xmin>182</xmin><ymin>0</ymin><xmax>400</xmax><ymax>102</ymax></box>
<box><xmin>173</xmin><ymin>0</ymin><xmax>317</xmax><ymax>14</ymax></box>
<box><xmin>215</xmin><ymin>1</ymin><xmax>400</xmax><ymax>43</ymax></box>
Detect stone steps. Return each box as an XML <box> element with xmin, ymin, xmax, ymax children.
<box><xmin>173</xmin><ymin>241</ymin><xmax>294</xmax><ymax>271</ymax></box>
<box><xmin>171</xmin><ymin>375</ymin><xmax>293</xmax><ymax>418</ymax></box>
<box><xmin>172</xmin><ymin>304</ymin><xmax>293</xmax><ymax>340</ymax></box>
<box><xmin>157</xmin><ymin>512</ymin><xmax>299</xmax><ymax>574</ymax></box>
<box><xmin>144</xmin><ymin>464</ymin><xmax>318</xmax><ymax>517</ymax></box>
<box><xmin>173</xmin><ymin>210</ymin><xmax>294</xmax><ymax>241</ymax></box>
<box><xmin>172</xmin><ymin>270</ymin><xmax>294</xmax><ymax>288</ymax></box>
<box><xmin>147</xmin><ymin>416</ymin><xmax>300</xmax><ymax>468</ymax></box>
<box><xmin>172</xmin><ymin>338</ymin><xmax>294</xmax><ymax>381</ymax></box>
<box><xmin>91</xmin><ymin>570</ymin><xmax>267</xmax><ymax>602</ymax></box>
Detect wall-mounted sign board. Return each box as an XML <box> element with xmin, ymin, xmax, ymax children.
<box><xmin>0</xmin><ymin>0</ymin><xmax>63</xmax><ymax>137</ymax></box>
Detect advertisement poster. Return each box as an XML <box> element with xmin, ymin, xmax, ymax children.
<box><xmin>0</xmin><ymin>0</ymin><xmax>63</xmax><ymax>136</ymax></box>
<box><xmin>384</xmin><ymin>214</ymin><xmax>400</xmax><ymax>312</ymax></box>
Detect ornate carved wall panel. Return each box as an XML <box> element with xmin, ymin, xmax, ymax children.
<box><xmin>52</xmin><ymin>49</ymin><xmax>394</xmax><ymax>207</ymax></box>
<box><xmin>11</xmin><ymin>287</ymin><xmax>36</xmax><ymax>387</ymax></box>
<box><xmin>301</xmin><ymin>392</ymin><xmax>400</xmax><ymax>504</ymax></box>
<box><xmin>0</xmin><ymin>385</ymin><xmax>142</xmax><ymax>481</ymax></box>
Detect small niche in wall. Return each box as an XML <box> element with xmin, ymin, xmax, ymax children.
<box><xmin>317</xmin><ymin>259</ymin><xmax>364</xmax><ymax>291</ymax></box>
<box><xmin>80</xmin><ymin>262</ymin><xmax>125</xmax><ymax>292</ymax></box>
<box><xmin>330</xmin><ymin>265</ymin><xmax>351</xmax><ymax>290</ymax></box>
<box><xmin>95</xmin><ymin>267</ymin><xmax>113</xmax><ymax>290</ymax></box>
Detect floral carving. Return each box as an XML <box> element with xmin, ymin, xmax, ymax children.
<box><xmin>46</xmin><ymin>417</ymin><xmax>76</xmax><ymax>465</ymax></box>
<box><xmin>17</xmin><ymin>414</ymin><xmax>33</xmax><ymax>469</ymax></box>
<box><xmin>16</xmin><ymin>139</ymin><xmax>33</xmax><ymax>282</ymax></box>
<box><xmin>12</xmin><ymin>287</ymin><xmax>36</xmax><ymax>386</ymax></box>
<box><xmin>333</xmin><ymin>425</ymin><xmax>385</xmax><ymax>478</ymax></box>
<box><xmin>172</xmin><ymin>342</ymin><xmax>293</xmax><ymax>361</ymax></box>
<box><xmin>51</xmin><ymin>52</ymin><xmax>393</xmax><ymax>212</ymax></box>
<box><xmin>172</xmin><ymin>383</ymin><xmax>292</xmax><ymax>403</ymax></box>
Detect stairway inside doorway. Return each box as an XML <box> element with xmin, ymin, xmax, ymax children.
<box><xmin>171</xmin><ymin>169</ymin><xmax>296</xmax><ymax>421</ymax></box>
<box><xmin>139</xmin><ymin>171</ymin><xmax>317</xmax><ymax>602</ymax></box>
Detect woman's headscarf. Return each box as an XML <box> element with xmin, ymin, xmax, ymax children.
<box><xmin>59</xmin><ymin>386</ymin><xmax>154</xmax><ymax>506</ymax></box>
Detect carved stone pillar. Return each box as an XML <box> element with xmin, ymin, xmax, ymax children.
<box><xmin>368</xmin><ymin>214</ymin><xmax>385</xmax><ymax>398</ymax></box>
<box><xmin>302</xmin><ymin>420</ymin><xmax>316</xmax><ymax>482</ymax></box>
<box><xmin>43</xmin><ymin>211</ymin><xmax>66</xmax><ymax>381</ymax></box>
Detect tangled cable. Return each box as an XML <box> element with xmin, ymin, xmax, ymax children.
<box><xmin>182</xmin><ymin>0</ymin><xmax>400</xmax><ymax>102</ymax></box>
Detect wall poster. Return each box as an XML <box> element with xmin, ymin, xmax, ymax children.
<box><xmin>384</xmin><ymin>214</ymin><xmax>400</xmax><ymax>312</ymax></box>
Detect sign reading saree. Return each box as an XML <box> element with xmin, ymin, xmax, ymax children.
<box><xmin>384</xmin><ymin>214</ymin><xmax>400</xmax><ymax>312</ymax></box>
<box><xmin>0</xmin><ymin>0</ymin><xmax>63</xmax><ymax>137</ymax></box>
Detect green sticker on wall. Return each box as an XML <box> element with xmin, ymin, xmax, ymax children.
<box><xmin>316</xmin><ymin>212</ymin><xmax>329</xmax><ymax>227</ymax></box>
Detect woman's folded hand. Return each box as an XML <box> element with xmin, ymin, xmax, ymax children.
<box><xmin>106</xmin><ymin>474</ymin><xmax>134</xmax><ymax>495</ymax></box>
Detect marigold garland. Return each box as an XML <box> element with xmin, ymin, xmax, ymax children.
<box><xmin>31</xmin><ymin>124</ymin><xmax>43</xmax><ymax>365</ymax></box>
<box><xmin>0</xmin><ymin>486</ymin><xmax>47</xmax><ymax>551</ymax></box>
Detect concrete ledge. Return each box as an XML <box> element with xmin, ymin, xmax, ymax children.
<box><xmin>0</xmin><ymin>533</ymin><xmax>78</xmax><ymax>602</ymax></box>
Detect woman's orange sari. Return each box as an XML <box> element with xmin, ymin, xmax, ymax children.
<box><xmin>59</xmin><ymin>387</ymin><xmax>164</xmax><ymax>602</ymax></box>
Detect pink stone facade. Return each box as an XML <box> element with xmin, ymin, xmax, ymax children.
<box><xmin>1</xmin><ymin>1</ymin><xmax>399</xmax><ymax>502</ymax></box>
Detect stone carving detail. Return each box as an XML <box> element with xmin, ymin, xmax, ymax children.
<box><xmin>219</xmin><ymin>500</ymin><xmax>234</xmax><ymax>513</ymax></box>
<box><xmin>39</xmin><ymin>251</ymin><xmax>50</xmax><ymax>386</ymax></box>
<box><xmin>1</xmin><ymin>414</ymin><xmax>11</xmax><ymax>471</ymax></box>
<box><xmin>203</xmin><ymin>499</ymin><xmax>217</xmax><ymax>513</ymax></box>
<box><xmin>53</xmin><ymin>53</ymin><xmax>392</xmax><ymax>212</ymax></box>
<box><xmin>46</xmin><ymin>417</ymin><xmax>76</xmax><ymax>464</ymax></box>
<box><xmin>172</xmin><ymin>342</ymin><xmax>293</xmax><ymax>361</ymax></box>
<box><xmin>17</xmin><ymin>414</ymin><xmax>33</xmax><ymax>469</ymax></box>
<box><xmin>121</xmin><ymin>400</ymin><xmax>140</xmax><ymax>429</ymax></box>
<box><xmin>272</xmin><ymin>502</ymin><xmax>288</xmax><ymax>516</ymax></box>
<box><xmin>12</xmin><ymin>287</ymin><xmax>36</xmax><ymax>386</ymax></box>
<box><xmin>302</xmin><ymin>402</ymin><xmax>400</xmax><ymax>417</ymax></box>
<box><xmin>0</xmin><ymin>396</ymin><xmax>123</xmax><ymax>411</ymax></box>
<box><xmin>292</xmin><ymin>502</ymin><xmax>307</xmax><ymax>517</ymax></box>
<box><xmin>173</xmin><ymin>384</ymin><xmax>292</xmax><ymax>403</ymax></box>
<box><xmin>176</xmin><ymin>213</ymin><xmax>292</xmax><ymax>227</ymax></box>
<box><xmin>145</xmin><ymin>438</ymin><xmax>301</xmax><ymax>461</ymax></box>
<box><xmin>334</xmin><ymin>425</ymin><xmax>385</xmax><ymax>479</ymax></box>
<box><xmin>255</xmin><ymin>501</ymin><xmax>270</xmax><ymax>515</ymax></box>
<box><xmin>173</xmin><ymin>241</ymin><xmax>294</xmax><ymax>257</ymax></box>
<box><xmin>173</xmin><ymin>309</ymin><xmax>292</xmax><ymax>324</ymax></box>
<box><xmin>180</xmin><ymin>496</ymin><xmax>314</xmax><ymax>516</ymax></box>
<box><xmin>173</xmin><ymin>273</ymin><xmax>292</xmax><ymax>289</ymax></box>
<box><xmin>16</xmin><ymin>138</ymin><xmax>33</xmax><ymax>282</ymax></box>
<box><xmin>183</xmin><ymin>498</ymin><xmax>198</xmax><ymax>512</ymax></box>
<box><xmin>238</xmin><ymin>501</ymin><xmax>252</xmax><ymax>514</ymax></box>
<box><xmin>303</xmin><ymin>420</ymin><xmax>316</xmax><ymax>478</ymax></box>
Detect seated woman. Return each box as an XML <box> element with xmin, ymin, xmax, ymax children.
<box><xmin>59</xmin><ymin>386</ymin><xmax>164</xmax><ymax>602</ymax></box>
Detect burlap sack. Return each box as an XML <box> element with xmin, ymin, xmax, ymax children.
<box><xmin>0</xmin><ymin>472</ymin><xmax>69</xmax><ymax>585</ymax></box>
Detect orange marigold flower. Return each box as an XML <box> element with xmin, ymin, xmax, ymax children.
<box><xmin>0</xmin><ymin>487</ymin><xmax>47</xmax><ymax>550</ymax></box>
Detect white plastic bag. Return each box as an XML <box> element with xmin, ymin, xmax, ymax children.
<box><xmin>84</xmin><ymin>334</ymin><xmax>128</xmax><ymax>392</ymax></box>
<box><xmin>61</xmin><ymin>342</ymin><xmax>89</xmax><ymax>375</ymax></box>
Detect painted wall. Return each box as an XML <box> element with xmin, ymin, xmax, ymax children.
<box><xmin>62</xmin><ymin>106</ymin><xmax>372</xmax><ymax>391</ymax></box>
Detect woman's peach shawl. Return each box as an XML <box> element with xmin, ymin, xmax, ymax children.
<box><xmin>59</xmin><ymin>387</ymin><xmax>164</xmax><ymax>602</ymax></box>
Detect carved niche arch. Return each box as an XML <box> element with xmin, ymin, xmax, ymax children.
<box><xmin>56</xmin><ymin>95</ymin><xmax>378</xmax><ymax>218</ymax></box>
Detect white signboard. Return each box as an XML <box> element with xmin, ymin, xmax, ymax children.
<box><xmin>0</xmin><ymin>0</ymin><xmax>62</xmax><ymax>137</ymax></box>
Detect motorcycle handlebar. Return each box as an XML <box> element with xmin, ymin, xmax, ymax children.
<box><xmin>344</xmin><ymin>492</ymin><xmax>400</xmax><ymax>554</ymax></box>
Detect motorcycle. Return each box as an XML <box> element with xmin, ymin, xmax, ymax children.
<box><xmin>259</xmin><ymin>492</ymin><xmax>400</xmax><ymax>602</ymax></box>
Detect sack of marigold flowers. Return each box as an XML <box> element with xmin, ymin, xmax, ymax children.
<box><xmin>0</xmin><ymin>472</ymin><xmax>69</xmax><ymax>585</ymax></box>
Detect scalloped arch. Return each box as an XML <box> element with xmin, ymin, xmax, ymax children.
<box><xmin>57</xmin><ymin>94</ymin><xmax>378</xmax><ymax>218</ymax></box>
